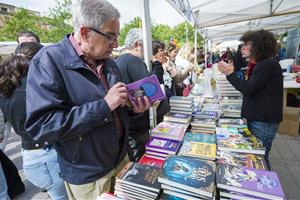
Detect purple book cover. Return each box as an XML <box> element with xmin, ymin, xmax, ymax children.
<box><xmin>126</xmin><ymin>75</ymin><xmax>166</xmax><ymax>104</ymax></box>
<box><xmin>217</xmin><ymin>164</ymin><xmax>285</xmax><ymax>199</ymax></box>
<box><xmin>145</xmin><ymin>137</ymin><xmax>182</xmax><ymax>154</ymax></box>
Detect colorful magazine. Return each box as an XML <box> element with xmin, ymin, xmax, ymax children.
<box><xmin>151</xmin><ymin>121</ymin><xmax>187</xmax><ymax>141</ymax></box>
<box><xmin>126</xmin><ymin>75</ymin><xmax>166</xmax><ymax>105</ymax></box>
<box><xmin>216</xmin><ymin>164</ymin><xmax>285</xmax><ymax>200</ymax></box>
<box><xmin>183</xmin><ymin>132</ymin><xmax>216</xmax><ymax>144</ymax></box>
<box><xmin>145</xmin><ymin>137</ymin><xmax>182</xmax><ymax>154</ymax></box>
<box><xmin>178</xmin><ymin>141</ymin><xmax>216</xmax><ymax>160</ymax></box>
<box><xmin>217</xmin><ymin>151</ymin><xmax>267</xmax><ymax>170</ymax></box>
<box><xmin>158</xmin><ymin>155</ymin><xmax>215</xmax><ymax>198</ymax></box>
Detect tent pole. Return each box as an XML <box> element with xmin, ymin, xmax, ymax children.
<box><xmin>140</xmin><ymin>0</ymin><xmax>156</xmax><ymax>128</ymax></box>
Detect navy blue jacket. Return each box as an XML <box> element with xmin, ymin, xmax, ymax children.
<box><xmin>25</xmin><ymin>35</ymin><xmax>130</xmax><ymax>184</ymax></box>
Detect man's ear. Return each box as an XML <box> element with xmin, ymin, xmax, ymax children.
<box><xmin>80</xmin><ymin>27</ymin><xmax>90</xmax><ymax>41</ymax></box>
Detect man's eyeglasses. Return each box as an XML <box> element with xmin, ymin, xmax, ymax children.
<box><xmin>88</xmin><ymin>27</ymin><xmax>118</xmax><ymax>43</ymax></box>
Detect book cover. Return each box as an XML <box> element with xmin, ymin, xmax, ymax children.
<box><xmin>145</xmin><ymin>137</ymin><xmax>182</xmax><ymax>154</ymax></box>
<box><xmin>192</xmin><ymin>111</ymin><xmax>218</xmax><ymax>119</ymax></box>
<box><xmin>151</xmin><ymin>121</ymin><xmax>186</xmax><ymax>141</ymax></box>
<box><xmin>217</xmin><ymin>164</ymin><xmax>285</xmax><ymax>200</ymax></box>
<box><xmin>169</xmin><ymin>96</ymin><xmax>193</xmax><ymax>104</ymax></box>
<box><xmin>178</xmin><ymin>141</ymin><xmax>217</xmax><ymax>160</ymax></box>
<box><xmin>217</xmin><ymin>151</ymin><xmax>267</xmax><ymax>170</ymax></box>
<box><xmin>116</xmin><ymin>162</ymin><xmax>161</xmax><ymax>193</ymax></box>
<box><xmin>126</xmin><ymin>75</ymin><xmax>166</xmax><ymax>105</ymax></box>
<box><xmin>163</xmin><ymin>112</ymin><xmax>191</xmax><ymax>124</ymax></box>
<box><xmin>158</xmin><ymin>155</ymin><xmax>215</xmax><ymax>198</ymax></box>
<box><xmin>216</xmin><ymin>127</ymin><xmax>266</xmax><ymax>155</ymax></box>
<box><xmin>183</xmin><ymin>132</ymin><xmax>216</xmax><ymax>144</ymax></box>
<box><xmin>138</xmin><ymin>154</ymin><xmax>164</xmax><ymax>168</ymax></box>
<box><xmin>145</xmin><ymin>150</ymin><xmax>168</xmax><ymax>157</ymax></box>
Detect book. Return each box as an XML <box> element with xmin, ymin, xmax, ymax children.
<box><xmin>145</xmin><ymin>137</ymin><xmax>182</xmax><ymax>154</ymax></box>
<box><xmin>163</xmin><ymin>112</ymin><xmax>191</xmax><ymax>124</ymax></box>
<box><xmin>178</xmin><ymin>141</ymin><xmax>217</xmax><ymax>160</ymax></box>
<box><xmin>158</xmin><ymin>155</ymin><xmax>216</xmax><ymax>198</ymax></box>
<box><xmin>217</xmin><ymin>151</ymin><xmax>267</xmax><ymax>170</ymax></box>
<box><xmin>216</xmin><ymin>127</ymin><xmax>266</xmax><ymax>155</ymax></box>
<box><xmin>126</xmin><ymin>75</ymin><xmax>166</xmax><ymax>105</ymax></box>
<box><xmin>183</xmin><ymin>132</ymin><xmax>216</xmax><ymax>144</ymax></box>
<box><xmin>138</xmin><ymin>154</ymin><xmax>164</xmax><ymax>168</ymax></box>
<box><xmin>115</xmin><ymin>182</ymin><xmax>158</xmax><ymax>197</ymax></box>
<box><xmin>216</xmin><ymin>164</ymin><xmax>285</xmax><ymax>200</ymax></box>
<box><xmin>219</xmin><ymin>190</ymin><xmax>269</xmax><ymax>200</ymax></box>
<box><xmin>115</xmin><ymin>162</ymin><xmax>161</xmax><ymax>193</ymax></box>
<box><xmin>169</xmin><ymin>96</ymin><xmax>193</xmax><ymax>104</ymax></box>
<box><xmin>151</xmin><ymin>121</ymin><xmax>187</xmax><ymax>141</ymax></box>
<box><xmin>146</xmin><ymin>150</ymin><xmax>168</xmax><ymax>157</ymax></box>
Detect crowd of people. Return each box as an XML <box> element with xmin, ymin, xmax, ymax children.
<box><xmin>0</xmin><ymin>0</ymin><xmax>285</xmax><ymax>199</ymax></box>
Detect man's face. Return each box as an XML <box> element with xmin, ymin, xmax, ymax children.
<box><xmin>82</xmin><ymin>19</ymin><xmax>120</xmax><ymax>60</ymax></box>
<box><xmin>18</xmin><ymin>36</ymin><xmax>38</xmax><ymax>43</ymax></box>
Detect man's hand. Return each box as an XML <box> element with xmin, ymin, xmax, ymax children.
<box><xmin>132</xmin><ymin>96</ymin><xmax>151</xmax><ymax>113</ymax></box>
<box><xmin>217</xmin><ymin>61</ymin><xmax>235</xmax><ymax>75</ymax></box>
<box><xmin>104</xmin><ymin>82</ymin><xmax>128</xmax><ymax>111</ymax></box>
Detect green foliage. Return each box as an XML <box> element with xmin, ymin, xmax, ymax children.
<box><xmin>118</xmin><ymin>17</ymin><xmax>141</xmax><ymax>46</ymax></box>
<box><xmin>172</xmin><ymin>22</ymin><xmax>203</xmax><ymax>47</ymax></box>
<box><xmin>151</xmin><ymin>24</ymin><xmax>172</xmax><ymax>44</ymax></box>
<box><xmin>0</xmin><ymin>9</ymin><xmax>41</xmax><ymax>41</ymax></box>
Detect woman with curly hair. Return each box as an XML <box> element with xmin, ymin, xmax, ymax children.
<box><xmin>218</xmin><ymin>29</ymin><xmax>283</xmax><ymax>170</ymax></box>
<box><xmin>0</xmin><ymin>42</ymin><xmax>68</xmax><ymax>199</ymax></box>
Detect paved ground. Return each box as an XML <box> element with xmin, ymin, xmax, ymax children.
<box><xmin>4</xmin><ymin>131</ymin><xmax>300</xmax><ymax>200</ymax></box>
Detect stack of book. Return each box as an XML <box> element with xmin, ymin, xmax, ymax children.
<box><xmin>150</xmin><ymin>121</ymin><xmax>187</xmax><ymax>141</ymax></box>
<box><xmin>222</xmin><ymin>104</ymin><xmax>242</xmax><ymax>118</ymax></box>
<box><xmin>216</xmin><ymin>74</ymin><xmax>241</xmax><ymax>97</ymax></box>
<box><xmin>190</xmin><ymin>118</ymin><xmax>217</xmax><ymax>134</ymax></box>
<box><xmin>163</xmin><ymin>112</ymin><xmax>192</xmax><ymax>125</ymax></box>
<box><xmin>216</xmin><ymin>127</ymin><xmax>266</xmax><ymax>155</ymax></box>
<box><xmin>169</xmin><ymin>96</ymin><xmax>194</xmax><ymax>115</ymax></box>
<box><xmin>158</xmin><ymin>155</ymin><xmax>216</xmax><ymax>199</ymax></box>
<box><xmin>178</xmin><ymin>132</ymin><xmax>217</xmax><ymax>160</ymax></box>
<box><xmin>218</xmin><ymin>118</ymin><xmax>247</xmax><ymax>128</ymax></box>
<box><xmin>216</xmin><ymin>163</ymin><xmax>285</xmax><ymax>200</ymax></box>
<box><xmin>138</xmin><ymin>154</ymin><xmax>165</xmax><ymax>168</ymax></box>
<box><xmin>144</xmin><ymin>137</ymin><xmax>182</xmax><ymax>161</ymax></box>
<box><xmin>220</xmin><ymin>96</ymin><xmax>243</xmax><ymax>105</ymax></box>
<box><xmin>192</xmin><ymin>110</ymin><xmax>218</xmax><ymax>120</ymax></box>
<box><xmin>201</xmin><ymin>103</ymin><xmax>222</xmax><ymax>116</ymax></box>
<box><xmin>115</xmin><ymin>162</ymin><xmax>161</xmax><ymax>200</ymax></box>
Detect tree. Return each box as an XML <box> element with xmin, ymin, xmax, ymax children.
<box><xmin>118</xmin><ymin>17</ymin><xmax>142</xmax><ymax>46</ymax></box>
<box><xmin>0</xmin><ymin>9</ymin><xmax>41</xmax><ymax>41</ymax></box>
<box><xmin>151</xmin><ymin>24</ymin><xmax>172</xmax><ymax>44</ymax></box>
<box><xmin>42</xmin><ymin>0</ymin><xmax>73</xmax><ymax>42</ymax></box>
<box><xmin>172</xmin><ymin>22</ymin><xmax>203</xmax><ymax>47</ymax></box>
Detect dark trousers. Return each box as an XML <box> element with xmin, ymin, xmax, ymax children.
<box><xmin>0</xmin><ymin>150</ymin><xmax>25</xmax><ymax>198</ymax></box>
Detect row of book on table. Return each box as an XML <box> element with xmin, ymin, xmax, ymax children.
<box><xmin>98</xmin><ymin>96</ymin><xmax>285</xmax><ymax>200</ymax></box>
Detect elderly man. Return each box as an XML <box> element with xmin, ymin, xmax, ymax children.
<box><xmin>115</xmin><ymin>28</ymin><xmax>150</xmax><ymax>162</ymax></box>
<box><xmin>25</xmin><ymin>0</ymin><xmax>150</xmax><ymax>199</ymax></box>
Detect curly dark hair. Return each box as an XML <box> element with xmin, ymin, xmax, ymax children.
<box><xmin>240</xmin><ymin>29</ymin><xmax>277</xmax><ymax>62</ymax></box>
<box><xmin>152</xmin><ymin>40</ymin><xmax>165</xmax><ymax>55</ymax></box>
<box><xmin>0</xmin><ymin>42</ymin><xmax>43</xmax><ymax>96</ymax></box>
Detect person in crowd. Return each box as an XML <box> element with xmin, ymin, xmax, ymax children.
<box><xmin>17</xmin><ymin>31</ymin><xmax>40</xmax><ymax>43</ymax></box>
<box><xmin>151</xmin><ymin>40</ymin><xmax>170</xmax><ymax>123</ymax></box>
<box><xmin>165</xmin><ymin>43</ymin><xmax>194</xmax><ymax>96</ymax></box>
<box><xmin>276</xmin><ymin>43</ymin><xmax>287</xmax><ymax>61</ymax></box>
<box><xmin>0</xmin><ymin>42</ymin><xmax>68</xmax><ymax>200</ymax></box>
<box><xmin>24</xmin><ymin>0</ymin><xmax>150</xmax><ymax>199</ymax></box>
<box><xmin>232</xmin><ymin>43</ymin><xmax>247</xmax><ymax>79</ymax></box>
<box><xmin>218</xmin><ymin>29</ymin><xmax>283</xmax><ymax>170</ymax></box>
<box><xmin>221</xmin><ymin>47</ymin><xmax>233</xmax><ymax>63</ymax></box>
<box><xmin>115</xmin><ymin>28</ymin><xmax>150</xmax><ymax>162</ymax></box>
<box><xmin>175</xmin><ymin>43</ymin><xmax>195</xmax><ymax>96</ymax></box>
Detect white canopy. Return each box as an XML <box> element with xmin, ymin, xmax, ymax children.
<box><xmin>167</xmin><ymin>0</ymin><xmax>300</xmax><ymax>43</ymax></box>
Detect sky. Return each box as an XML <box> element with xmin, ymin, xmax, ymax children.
<box><xmin>1</xmin><ymin>0</ymin><xmax>185</xmax><ymax>27</ymax></box>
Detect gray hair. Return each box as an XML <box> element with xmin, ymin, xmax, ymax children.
<box><xmin>72</xmin><ymin>0</ymin><xmax>120</xmax><ymax>33</ymax></box>
<box><xmin>124</xmin><ymin>28</ymin><xmax>143</xmax><ymax>49</ymax></box>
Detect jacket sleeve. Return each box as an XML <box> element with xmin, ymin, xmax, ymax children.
<box><xmin>25</xmin><ymin>50</ymin><xmax>113</xmax><ymax>143</ymax></box>
<box><xmin>226</xmin><ymin>62</ymin><xmax>272</xmax><ymax>96</ymax></box>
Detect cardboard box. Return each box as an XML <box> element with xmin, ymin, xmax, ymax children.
<box><xmin>279</xmin><ymin>113</ymin><xmax>300</xmax><ymax>136</ymax></box>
